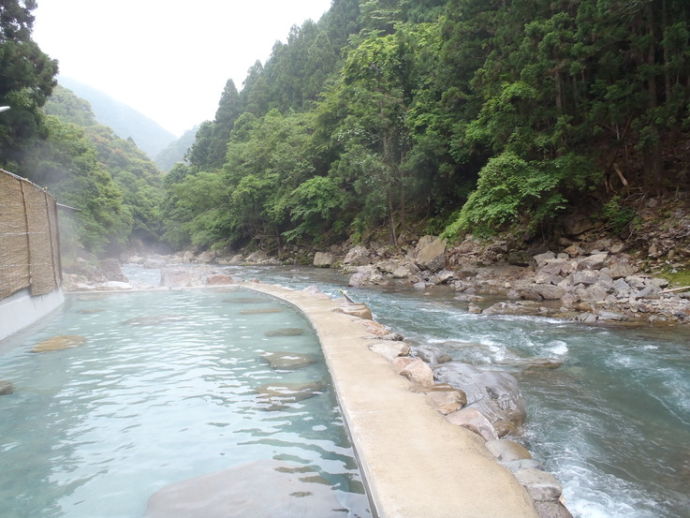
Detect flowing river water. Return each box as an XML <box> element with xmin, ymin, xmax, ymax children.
<box><xmin>203</xmin><ymin>264</ymin><xmax>690</xmax><ymax>518</ymax></box>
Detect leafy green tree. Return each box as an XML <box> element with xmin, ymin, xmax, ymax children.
<box><xmin>0</xmin><ymin>0</ymin><xmax>58</xmax><ymax>170</ymax></box>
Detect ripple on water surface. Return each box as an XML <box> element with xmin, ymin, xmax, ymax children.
<box><xmin>0</xmin><ymin>288</ymin><xmax>369</xmax><ymax>518</ymax></box>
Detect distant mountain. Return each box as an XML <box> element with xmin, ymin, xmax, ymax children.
<box><xmin>154</xmin><ymin>125</ymin><xmax>199</xmax><ymax>172</ymax></box>
<box><xmin>59</xmin><ymin>76</ymin><xmax>176</xmax><ymax>159</ymax></box>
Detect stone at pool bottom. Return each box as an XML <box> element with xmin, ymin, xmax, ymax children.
<box><xmin>31</xmin><ymin>335</ymin><xmax>86</xmax><ymax>353</ymax></box>
<box><xmin>0</xmin><ymin>380</ymin><xmax>14</xmax><ymax>395</ymax></box>
<box><xmin>145</xmin><ymin>459</ymin><xmax>349</xmax><ymax>518</ymax></box>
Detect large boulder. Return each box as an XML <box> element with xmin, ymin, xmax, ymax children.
<box><xmin>392</xmin><ymin>357</ymin><xmax>434</xmax><ymax>387</ymax></box>
<box><xmin>313</xmin><ymin>252</ymin><xmax>335</xmax><ymax>268</ymax></box>
<box><xmin>342</xmin><ymin>245</ymin><xmax>371</xmax><ymax>266</ymax></box>
<box><xmin>446</xmin><ymin>407</ymin><xmax>498</xmax><ymax>441</ymax></box>
<box><xmin>368</xmin><ymin>340</ymin><xmax>410</xmax><ymax>362</ymax></box>
<box><xmin>413</xmin><ymin>236</ymin><xmax>446</xmax><ymax>272</ymax></box>
<box><xmin>145</xmin><ymin>460</ymin><xmax>346</xmax><ymax>518</ymax></box>
<box><xmin>348</xmin><ymin>265</ymin><xmax>384</xmax><ymax>287</ymax></box>
<box><xmin>434</xmin><ymin>362</ymin><xmax>526</xmax><ymax>436</ymax></box>
<box><xmin>425</xmin><ymin>387</ymin><xmax>467</xmax><ymax>415</ymax></box>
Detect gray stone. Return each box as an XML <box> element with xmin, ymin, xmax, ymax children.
<box><xmin>533</xmin><ymin>502</ymin><xmax>574</xmax><ymax>518</ymax></box>
<box><xmin>445</xmin><ymin>407</ymin><xmax>498</xmax><ymax>441</ymax></box>
<box><xmin>342</xmin><ymin>245</ymin><xmax>371</xmax><ymax>266</ymax></box>
<box><xmin>393</xmin><ymin>357</ymin><xmax>434</xmax><ymax>387</ymax></box>
<box><xmin>145</xmin><ymin>459</ymin><xmax>345</xmax><ymax>518</ymax></box>
<box><xmin>485</xmin><ymin>439</ymin><xmax>532</xmax><ymax>462</ymax></box>
<box><xmin>332</xmin><ymin>304</ymin><xmax>373</xmax><ymax>320</ymax></box>
<box><xmin>625</xmin><ymin>276</ymin><xmax>647</xmax><ymax>290</ymax></box>
<box><xmin>533</xmin><ymin>252</ymin><xmax>556</xmax><ymax>268</ymax></box>
<box><xmin>0</xmin><ymin>380</ymin><xmax>14</xmax><ymax>396</ymax></box>
<box><xmin>513</xmin><ymin>468</ymin><xmax>563</xmax><ymax>502</ymax></box>
<box><xmin>603</xmin><ymin>262</ymin><xmax>637</xmax><ymax>279</ymax></box>
<box><xmin>579</xmin><ymin>284</ymin><xmax>609</xmax><ymax>303</ymax></box>
<box><xmin>412</xmin><ymin>345</ymin><xmax>452</xmax><ymax>365</ymax></box>
<box><xmin>577</xmin><ymin>253</ymin><xmax>609</xmax><ymax>270</ymax></box>
<box><xmin>425</xmin><ymin>389</ymin><xmax>467</xmax><ymax>415</ymax></box>
<box><xmin>368</xmin><ymin>341</ymin><xmax>410</xmax><ymax>362</ymax></box>
<box><xmin>348</xmin><ymin>266</ymin><xmax>384</xmax><ymax>287</ymax></box>
<box><xmin>535</xmin><ymin>284</ymin><xmax>566</xmax><ymax>301</ymax></box>
<box><xmin>501</xmin><ymin>459</ymin><xmax>543</xmax><ymax>473</ymax></box>
<box><xmin>414</xmin><ymin>235</ymin><xmax>446</xmax><ymax>272</ymax></box>
<box><xmin>434</xmin><ymin>363</ymin><xmax>526</xmax><ymax>436</ymax></box>
<box><xmin>313</xmin><ymin>252</ymin><xmax>335</xmax><ymax>268</ymax></box>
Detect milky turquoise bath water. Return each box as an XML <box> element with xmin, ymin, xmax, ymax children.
<box><xmin>0</xmin><ymin>288</ymin><xmax>369</xmax><ymax>518</ymax></box>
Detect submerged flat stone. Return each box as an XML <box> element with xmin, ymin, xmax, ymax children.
<box><xmin>240</xmin><ymin>308</ymin><xmax>284</xmax><ymax>315</ymax></box>
<box><xmin>145</xmin><ymin>459</ymin><xmax>346</xmax><ymax>518</ymax></box>
<box><xmin>265</xmin><ymin>328</ymin><xmax>305</xmax><ymax>337</ymax></box>
<box><xmin>255</xmin><ymin>381</ymin><xmax>326</xmax><ymax>408</ymax></box>
<box><xmin>31</xmin><ymin>335</ymin><xmax>86</xmax><ymax>353</ymax></box>
<box><xmin>262</xmin><ymin>352</ymin><xmax>317</xmax><ymax>370</ymax></box>
<box><xmin>124</xmin><ymin>315</ymin><xmax>186</xmax><ymax>326</ymax></box>
<box><xmin>0</xmin><ymin>380</ymin><xmax>14</xmax><ymax>395</ymax></box>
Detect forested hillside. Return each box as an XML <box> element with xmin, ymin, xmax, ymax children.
<box><xmin>165</xmin><ymin>0</ymin><xmax>690</xmax><ymax>255</ymax></box>
<box><xmin>58</xmin><ymin>76</ymin><xmax>176</xmax><ymax>159</ymax></box>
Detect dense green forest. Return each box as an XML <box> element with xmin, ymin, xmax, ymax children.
<box><xmin>3</xmin><ymin>0</ymin><xmax>690</xmax><ymax>258</ymax></box>
<box><xmin>164</xmin><ymin>0</ymin><xmax>690</xmax><ymax>254</ymax></box>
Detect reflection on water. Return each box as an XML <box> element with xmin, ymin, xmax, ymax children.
<box><xmin>0</xmin><ymin>288</ymin><xmax>369</xmax><ymax>518</ymax></box>
<box><xmin>221</xmin><ymin>265</ymin><xmax>690</xmax><ymax>518</ymax></box>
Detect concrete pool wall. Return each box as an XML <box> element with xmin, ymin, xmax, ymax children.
<box><xmin>244</xmin><ymin>281</ymin><xmax>539</xmax><ymax>518</ymax></box>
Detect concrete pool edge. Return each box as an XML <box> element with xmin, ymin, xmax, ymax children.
<box><xmin>244</xmin><ymin>281</ymin><xmax>539</xmax><ymax>518</ymax></box>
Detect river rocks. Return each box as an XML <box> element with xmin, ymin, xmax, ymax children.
<box><xmin>513</xmin><ymin>468</ymin><xmax>563</xmax><ymax>502</ymax></box>
<box><xmin>333</xmin><ymin>304</ymin><xmax>373</xmax><ymax>320</ymax></box>
<box><xmin>0</xmin><ymin>380</ymin><xmax>14</xmax><ymax>395</ymax></box>
<box><xmin>343</xmin><ymin>245</ymin><xmax>371</xmax><ymax>266</ymax></box>
<box><xmin>261</xmin><ymin>352</ymin><xmax>317</xmax><ymax>370</ymax></box>
<box><xmin>368</xmin><ymin>340</ymin><xmax>410</xmax><ymax>361</ymax></box>
<box><xmin>485</xmin><ymin>439</ymin><xmax>532</xmax><ymax>462</ymax></box>
<box><xmin>348</xmin><ymin>265</ymin><xmax>385</xmax><ymax>287</ymax></box>
<box><xmin>206</xmin><ymin>274</ymin><xmax>234</xmax><ymax>285</ymax></box>
<box><xmin>255</xmin><ymin>381</ymin><xmax>326</xmax><ymax>407</ymax></box>
<box><xmin>446</xmin><ymin>407</ymin><xmax>498</xmax><ymax>441</ymax></box>
<box><xmin>244</xmin><ymin>251</ymin><xmax>281</xmax><ymax>265</ymax></box>
<box><xmin>577</xmin><ymin>252</ymin><xmax>608</xmax><ymax>270</ymax></box>
<box><xmin>411</xmin><ymin>344</ymin><xmax>452</xmax><ymax>365</ymax></box>
<box><xmin>414</xmin><ymin>235</ymin><xmax>446</xmax><ymax>272</ymax></box>
<box><xmin>392</xmin><ymin>357</ymin><xmax>434</xmax><ymax>387</ymax></box>
<box><xmin>533</xmin><ymin>501</ymin><xmax>574</xmax><ymax>518</ymax></box>
<box><xmin>145</xmin><ymin>459</ymin><xmax>345</xmax><ymax>518</ymax></box>
<box><xmin>434</xmin><ymin>363</ymin><xmax>526</xmax><ymax>436</ymax></box>
<box><xmin>265</xmin><ymin>328</ymin><xmax>305</xmax><ymax>337</ymax></box>
<box><xmin>502</xmin><ymin>459</ymin><xmax>543</xmax><ymax>473</ymax></box>
<box><xmin>425</xmin><ymin>388</ymin><xmax>467</xmax><ymax>415</ymax></box>
<box><xmin>313</xmin><ymin>252</ymin><xmax>335</xmax><ymax>268</ymax></box>
<box><xmin>32</xmin><ymin>335</ymin><xmax>86</xmax><ymax>353</ymax></box>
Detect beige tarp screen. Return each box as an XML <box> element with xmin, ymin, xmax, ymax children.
<box><xmin>0</xmin><ymin>169</ymin><xmax>61</xmax><ymax>299</ymax></box>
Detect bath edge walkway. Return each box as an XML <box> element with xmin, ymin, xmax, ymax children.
<box><xmin>245</xmin><ymin>281</ymin><xmax>538</xmax><ymax>518</ymax></box>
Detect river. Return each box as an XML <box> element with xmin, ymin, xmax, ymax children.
<box><xmin>159</xmin><ymin>264</ymin><xmax>690</xmax><ymax>518</ymax></box>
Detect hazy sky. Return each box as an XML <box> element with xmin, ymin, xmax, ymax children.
<box><xmin>33</xmin><ymin>0</ymin><xmax>333</xmax><ymax>136</ymax></box>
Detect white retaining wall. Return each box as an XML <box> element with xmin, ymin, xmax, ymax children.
<box><xmin>0</xmin><ymin>288</ymin><xmax>65</xmax><ymax>342</ymax></box>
